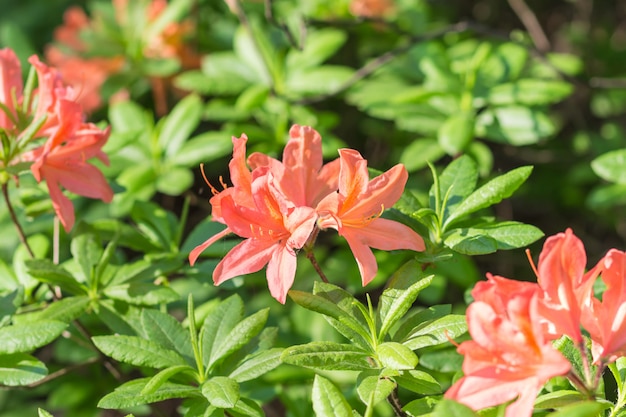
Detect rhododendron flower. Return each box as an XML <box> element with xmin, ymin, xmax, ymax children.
<box><xmin>0</xmin><ymin>47</ymin><xmax>112</xmax><ymax>231</ymax></box>
<box><xmin>203</xmin><ymin>174</ymin><xmax>317</xmax><ymax>304</ymax></box>
<box><xmin>445</xmin><ymin>274</ymin><xmax>571</xmax><ymax>417</ymax></box>
<box><xmin>316</xmin><ymin>148</ymin><xmax>425</xmax><ymax>285</ymax></box>
<box><xmin>581</xmin><ymin>249</ymin><xmax>626</xmax><ymax>364</ymax></box>
<box><xmin>46</xmin><ymin>0</ymin><xmax>199</xmax><ymax>113</ymax></box>
<box><xmin>535</xmin><ymin>228</ymin><xmax>599</xmax><ymax>343</ymax></box>
<box><xmin>27</xmin><ymin>124</ymin><xmax>113</xmax><ymax>231</ymax></box>
<box><xmin>350</xmin><ymin>0</ymin><xmax>394</xmax><ymax>18</ymax></box>
<box><xmin>247</xmin><ymin>124</ymin><xmax>340</xmax><ymax>207</ymax></box>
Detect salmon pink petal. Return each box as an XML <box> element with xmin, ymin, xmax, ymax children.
<box><xmin>351</xmin><ymin>218</ymin><xmax>425</xmax><ymax>252</ymax></box>
<box><xmin>229</xmin><ymin>134</ymin><xmax>252</xmax><ymax>190</ymax></box>
<box><xmin>266</xmin><ymin>245</ymin><xmax>298</xmax><ymax>304</ymax></box>
<box><xmin>213</xmin><ymin>238</ymin><xmax>276</xmax><ymax>285</ymax></box>
<box><xmin>188</xmin><ymin>227</ymin><xmax>231</xmax><ymax>266</ymax></box>
<box><xmin>0</xmin><ymin>48</ymin><xmax>22</xmax><ymax>129</ymax></box>
<box><xmin>337</xmin><ymin>149</ymin><xmax>369</xmax><ymax>203</ymax></box>
<box><xmin>284</xmin><ymin>206</ymin><xmax>317</xmax><ymax>249</ymax></box>
<box><xmin>44</xmin><ymin>173</ymin><xmax>76</xmax><ymax>231</ymax></box>
<box><xmin>341</xmin><ymin>228</ymin><xmax>378</xmax><ymax>285</ymax></box>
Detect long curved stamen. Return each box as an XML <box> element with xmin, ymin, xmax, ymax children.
<box><xmin>200</xmin><ymin>163</ymin><xmax>220</xmax><ymax>195</ymax></box>
<box><xmin>526</xmin><ymin>249</ymin><xmax>540</xmax><ymax>279</ymax></box>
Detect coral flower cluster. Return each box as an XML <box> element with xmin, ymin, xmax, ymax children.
<box><xmin>189</xmin><ymin>124</ymin><xmax>425</xmax><ymax>303</ymax></box>
<box><xmin>446</xmin><ymin>228</ymin><xmax>626</xmax><ymax>417</ymax></box>
<box><xmin>0</xmin><ymin>48</ymin><xmax>112</xmax><ymax>231</ymax></box>
<box><xmin>46</xmin><ymin>0</ymin><xmax>198</xmax><ymax>113</ymax></box>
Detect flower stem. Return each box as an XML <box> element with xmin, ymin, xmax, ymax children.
<box><xmin>305</xmin><ymin>248</ymin><xmax>329</xmax><ymax>283</ymax></box>
<box><xmin>1</xmin><ymin>182</ymin><xmax>34</xmax><ymax>258</ymax></box>
<box><xmin>388</xmin><ymin>387</ymin><xmax>407</xmax><ymax>417</ymax></box>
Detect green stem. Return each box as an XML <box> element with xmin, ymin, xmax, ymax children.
<box><xmin>1</xmin><ymin>182</ymin><xmax>34</xmax><ymax>258</ymax></box>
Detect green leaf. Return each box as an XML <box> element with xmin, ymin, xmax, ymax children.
<box><xmin>202</xmin><ymin>377</ymin><xmax>240</xmax><ymax>408</ymax></box>
<box><xmin>25</xmin><ymin>259</ymin><xmax>87</xmax><ymax>295</ymax></box>
<box><xmin>443</xmin><ymin>221</ymin><xmax>544</xmax><ymax>255</ymax></box>
<box><xmin>403</xmin><ymin>315</ymin><xmax>467</xmax><ymax>350</ymax></box>
<box><xmin>489</xmin><ymin>79</ymin><xmax>573</xmax><ymax>106</ymax></box>
<box><xmin>104</xmin><ymin>283</ymin><xmax>180</xmax><ymax>305</ymax></box>
<box><xmin>92</xmin><ymin>335</ymin><xmax>187</xmax><ymax>368</ymax></box>
<box><xmin>38</xmin><ymin>409</ymin><xmax>54</xmax><ymax>417</ymax></box>
<box><xmin>394</xmin><ymin>304</ymin><xmax>452</xmax><ymax>341</ymax></box>
<box><xmin>201</xmin><ymin>295</ymin><xmax>244</xmax><ymax>369</ymax></box>
<box><xmin>399</xmin><ymin>139</ymin><xmax>446</xmax><ymax>172</ymax></box>
<box><xmin>209</xmin><ymin>308</ymin><xmax>269</xmax><ymax>370</ymax></box>
<box><xmin>141</xmin><ymin>365</ymin><xmax>197</xmax><ymax>395</ymax></box>
<box><xmin>172</xmin><ymin>131</ymin><xmax>234</xmax><ymax>167</ymax></box>
<box><xmin>70</xmin><ymin>224</ymin><xmax>103</xmax><ymax>285</ymax></box>
<box><xmin>156</xmin><ymin>166</ymin><xmax>194</xmax><ymax>196</ymax></box>
<box><xmin>312</xmin><ymin>375</ymin><xmax>353</xmax><ymax>417</ymax></box>
<box><xmin>403</xmin><ymin>397</ymin><xmax>439</xmax><ymax>416</ymax></box>
<box><xmin>377</xmin><ymin>342</ymin><xmax>418</xmax><ymax>370</ymax></box>
<box><xmin>356</xmin><ymin>370</ymin><xmax>396</xmax><ymax>407</ymax></box>
<box><xmin>281</xmin><ymin>342</ymin><xmax>371</xmax><ymax>371</ymax></box>
<box><xmin>0</xmin><ymin>321</ymin><xmax>66</xmax><ymax>354</ymax></box>
<box><xmin>0</xmin><ymin>353</ymin><xmax>47</xmax><ymax>386</ymax></box>
<box><xmin>379</xmin><ymin>275</ymin><xmax>434</xmax><ymax>340</ymax></box>
<box><xmin>430</xmin><ymin>155</ymin><xmax>478</xmax><ymax>220</ymax></box>
<box><xmin>290</xmin><ymin>286</ymin><xmax>371</xmax><ymax>348</ymax></box>
<box><xmin>227</xmin><ymin>348</ymin><xmax>282</xmax><ymax>383</ymax></box>
<box><xmin>286</xmin><ymin>28</ymin><xmax>347</xmax><ymax>70</ymax></box>
<box><xmin>534</xmin><ymin>390</ymin><xmax>585</xmax><ymax>410</ymax></box>
<box><xmin>286</xmin><ymin>66</ymin><xmax>353</xmax><ymax>96</ymax></box>
<box><xmin>395</xmin><ymin>369</ymin><xmax>441</xmax><ymax>395</ymax></box>
<box><xmin>230</xmin><ymin>397</ymin><xmax>265</xmax><ymax>417</ymax></box>
<box><xmin>431</xmin><ymin>399</ymin><xmax>478</xmax><ymax>417</ymax></box>
<box><xmin>443</xmin><ymin>166</ymin><xmax>533</xmax><ymax>228</ymax></box>
<box><xmin>141</xmin><ymin>309</ymin><xmax>194</xmax><ymax>364</ymax></box>
<box><xmin>476</xmin><ymin>106</ymin><xmax>556</xmax><ymax>145</ymax></box>
<box><xmin>233</xmin><ymin>25</ymin><xmax>272</xmax><ymax>86</ymax></box>
<box><xmin>592</xmin><ymin>149</ymin><xmax>626</xmax><ymax>184</ymax></box>
<box><xmin>131</xmin><ymin>201</ymin><xmax>177</xmax><ymax>250</ymax></box>
<box><xmin>159</xmin><ymin>94</ymin><xmax>202</xmax><ymax>157</ymax></box>
<box><xmin>98</xmin><ymin>378</ymin><xmax>199</xmax><ymax>409</ymax></box>
<box><xmin>109</xmin><ymin>100</ymin><xmax>150</xmax><ymax>132</ymax></box>
<box><xmin>438</xmin><ymin>113</ymin><xmax>475</xmax><ymax>155</ymax></box>
<box><xmin>545</xmin><ymin>401</ymin><xmax>610</xmax><ymax>417</ymax></box>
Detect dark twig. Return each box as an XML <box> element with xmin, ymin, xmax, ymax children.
<box><xmin>388</xmin><ymin>387</ymin><xmax>407</xmax><ymax>417</ymax></box>
<box><xmin>507</xmin><ymin>0</ymin><xmax>551</xmax><ymax>52</ymax></box>
<box><xmin>590</xmin><ymin>77</ymin><xmax>626</xmax><ymax>89</ymax></box>
<box><xmin>1</xmin><ymin>182</ymin><xmax>34</xmax><ymax>258</ymax></box>
<box><xmin>25</xmin><ymin>357</ymin><xmax>100</xmax><ymax>388</ymax></box>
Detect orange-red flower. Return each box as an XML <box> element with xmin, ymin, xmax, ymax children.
<box><xmin>349</xmin><ymin>0</ymin><xmax>394</xmax><ymax>18</ymax></box>
<box><xmin>0</xmin><ymin>48</ymin><xmax>112</xmax><ymax>230</ymax></box>
<box><xmin>207</xmin><ymin>174</ymin><xmax>317</xmax><ymax>304</ymax></box>
<box><xmin>247</xmin><ymin>124</ymin><xmax>340</xmax><ymax>208</ymax></box>
<box><xmin>581</xmin><ymin>249</ymin><xmax>626</xmax><ymax>364</ymax></box>
<box><xmin>445</xmin><ymin>274</ymin><xmax>571</xmax><ymax>417</ymax></box>
<box><xmin>535</xmin><ymin>228</ymin><xmax>599</xmax><ymax>343</ymax></box>
<box><xmin>316</xmin><ymin>148</ymin><xmax>425</xmax><ymax>285</ymax></box>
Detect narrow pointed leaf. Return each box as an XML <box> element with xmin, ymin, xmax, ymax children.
<box><xmin>38</xmin><ymin>409</ymin><xmax>54</xmax><ymax>417</ymax></box>
<box><xmin>395</xmin><ymin>369</ymin><xmax>441</xmax><ymax>395</ymax></box>
<box><xmin>92</xmin><ymin>335</ymin><xmax>187</xmax><ymax>368</ymax></box>
<box><xmin>104</xmin><ymin>282</ymin><xmax>180</xmax><ymax>305</ymax></box>
<box><xmin>70</xmin><ymin>226</ymin><xmax>103</xmax><ymax>284</ymax></box>
<box><xmin>403</xmin><ymin>315</ymin><xmax>467</xmax><ymax>350</ymax></box>
<box><xmin>159</xmin><ymin>93</ymin><xmax>202</xmax><ymax>157</ymax></box>
<box><xmin>209</xmin><ymin>308</ymin><xmax>269</xmax><ymax>370</ymax></box>
<box><xmin>379</xmin><ymin>275</ymin><xmax>434</xmax><ymax>340</ymax></box>
<box><xmin>289</xmin><ymin>289</ymin><xmax>371</xmax><ymax>348</ymax></box>
<box><xmin>201</xmin><ymin>295</ymin><xmax>244</xmax><ymax>369</ymax></box>
<box><xmin>394</xmin><ymin>304</ymin><xmax>452</xmax><ymax>341</ymax></box>
<box><xmin>141</xmin><ymin>309</ymin><xmax>194</xmax><ymax>364</ymax></box>
<box><xmin>444</xmin><ymin>166</ymin><xmax>533</xmax><ymax>228</ymax></box>
<box><xmin>98</xmin><ymin>378</ymin><xmax>199</xmax><ymax>409</ymax></box>
<box><xmin>25</xmin><ymin>259</ymin><xmax>87</xmax><ymax>295</ymax></box>
<box><xmin>281</xmin><ymin>342</ymin><xmax>371</xmax><ymax>371</ymax></box>
<box><xmin>312</xmin><ymin>375</ymin><xmax>352</xmax><ymax>417</ymax></box>
<box><xmin>443</xmin><ymin>221</ymin><xmax>544</xmax><ymax>255</ymax></box>
<box><xmin>356</xmin><ymin>370</ymin><xmax>396</xmax><ymax>406</ymax></box>
<box><xmin>0</xmin><ymin>353</ymin><xmax>47</xmax><ymax>386</ymax></box>
<box><xmin>377</xmin><ymin>342</ymin><xmax>418</xmax><ymax>370</ymax></box>
<box><xmin>202</xmin><ymin>377</ymin><xmax>240</xmax><ymax>408</ymax></box>
<box><xmin>0</xmin><ymin>320</ymin><xmax>66</xmax><ymax>354</ymax></box>
<box><xmin>432</xmin><ymin>399</ymin><xmax>478</xmax><ymax>417</ymax></box>
<box><xmin>429</xmin><ymin>155</ymin><xmax>478</xmax><ymax>219</ymax></box>
<box><xmin>545</xmin><ymin>401</ymin><xmax>610</xmax><ymax>417</ymax></box>
<box><xmin>228</xmin><ymin>348</ymin><xmax>282</xmax><ymax>382</ymax></box>
<box><xmin>141</xmin><ymin>365</ymin><xmax>196</xmax><ymax>395</ymax></box>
